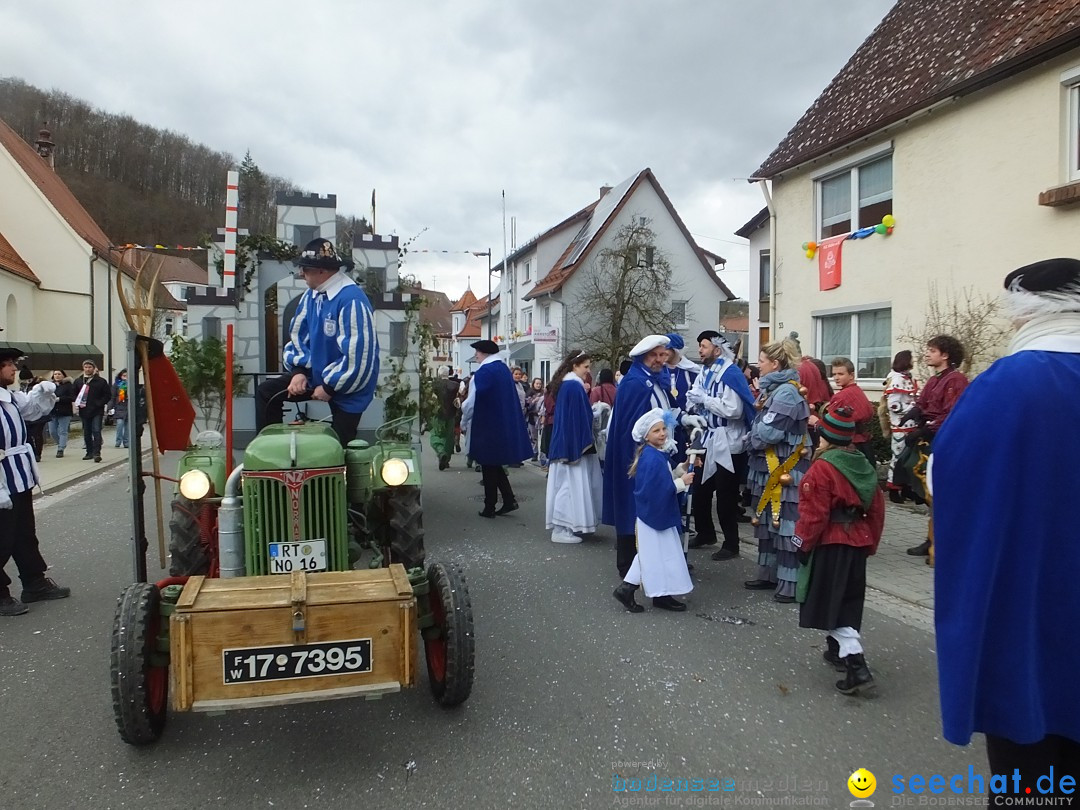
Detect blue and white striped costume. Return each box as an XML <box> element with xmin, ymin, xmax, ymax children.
<box><xmin>0</xmin><ymin>383</ymin><xmax>56</xmax><ymax>507</ymax></box>
<box><xmin>283</xmin><ymin>273</ymin><xmax>380</xmax><ymax>415</ymax></box>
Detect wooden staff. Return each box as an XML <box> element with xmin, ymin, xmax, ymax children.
<box><xmin>116</xmin><ymin>248</ymin><xmax>168</xmax><ymax>569</ymax></box>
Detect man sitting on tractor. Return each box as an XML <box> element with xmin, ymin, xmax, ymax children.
<box><xmin>255</xmin><ymin>238</ymin><xmax>380</xmax><ymax>445</ymax></box>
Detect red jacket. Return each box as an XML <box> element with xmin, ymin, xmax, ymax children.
<box><xmin>794</xmin><ymin>458</ymin><xmax>884</xmax><ymax>554</ymax></box>
<box><xmin>917</xmin><ymin>367</ymin><xmax>969</xmax><ymax>432</ymax></box>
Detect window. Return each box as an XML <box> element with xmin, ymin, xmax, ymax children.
<box><xmin>818</xmin><ymin>154</ymin><xmax>892</xmax><ymax>238</ymax></box>
<box><xmin>521</xmin><ymin>308</ymin><xmax>532</xmax><ymax>334</ymax></box>
<box><xmin>389</xmin><ymin>321</ymin><xmax>408</xmax><ymax>357</ymax></box>
<box><xmin>540</xmin><ymin>360</ymin><xmax>551</xmax><ymax>384</ymax></box>
<box><xmin>1067</xmin><ymin>68</ymin><xmax>1080</xmax><ymax>181</ymax></box>
<box><xmin>293</xmin><ymin>224</ymin><xmax>318</xmax><ymax>246</ymax></box>
<box><xmin>815</xmin><ymin>307</ymin><xmax>891</xmax><ymax>379</ymax></box>
<box><xmin>542</xmin><ymin>304</ymin><xmax>550</xmax><ymax>326</ymax></box>
<box><xmin>181</xmin><ymin>315</ymin><xmax>188</xmax><ymax>336</ymax></box>
<box><xmin>164</xmin><ymin>318</ymin><xmax>174</xmax><ymax>336</ymax></box>
<box><xmin>671</xmin><ymin>301</ymin><xmax>688</xmax><ymax>328</ymax></box>
<box><xmin>524</xmin><ymin>260</ymin><xmax>531</xmax><ymax>281</ymax></box>
<box><xmin>758</xmin><ymin>250</ymin><xmax>771</xmax><ymax>299</ymax></box>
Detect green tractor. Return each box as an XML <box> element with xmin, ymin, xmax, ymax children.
<box><xmin>110</xmin><ymin>335</ymin><xmax>474</xmax><ymax>746</ymax></box>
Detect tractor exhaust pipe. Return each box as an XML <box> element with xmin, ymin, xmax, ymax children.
<box><xmin>218</xmin><ymin>464</ymin><xmax>246</xmax><ymax>578</ymax></box>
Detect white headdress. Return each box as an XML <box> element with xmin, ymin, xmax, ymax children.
<box><xmin>632</xmin><ymin>407</ymin><xmax>669</xmax><ymax>443</ymax></box>
<box><xmin>628</xmin><ymin>334</ymin><xmax>670</xmax><ymax>357</ymax></box>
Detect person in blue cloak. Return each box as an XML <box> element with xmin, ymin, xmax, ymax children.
<box><xmin>602</xmin><ymin>334</ymin><xmax>707</xmax><ymax>577</ymax></box>
<box><xmin>933</xmin><ymin>257</ymin><xmax>1080</xmax><ymax>787</ymax></box>
<box><xmin>460</xmin><ymin>340</ymin><xmax>534</xmax><ymax>518</ymax></box>
<box><xmin>612</xmin><ymin>407</ymin><xmax>696</xmax><ymax>613</ymax></box>
<box><xmin>544</xmin><ymin>350</ymin><xmax>602</xmax><ymax>543</ymax></box>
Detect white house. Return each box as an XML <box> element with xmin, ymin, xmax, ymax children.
<box><xmin>491</xmin><ymin>168</ymin><xmax>734</xmax><ymax>382</ymax></box>
<box><xmin>751</xmin><ymin>0</ymin><xmax>1080</xmax><ymax>386</ymax></box>
<box><xmin>0</xmin><ymin>118</ymin><xmax>182</xmax><ymax>375</ymax></box>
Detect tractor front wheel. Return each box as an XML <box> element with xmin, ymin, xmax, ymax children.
<box><xmin>424</xmin><ymin>562</ymin><xmax>475</xmax><ymax>707</ymax></box>
<box><xmin>385</xmin><ymin>487</ymin><xmax>425</xmax><ymax>570</ymax></box>
<box><xmin>168</xmin><ymin>496</ymin><xmax>210</xmax><ymax>576</ymax></box>
<box><xmin>110</xmin><ymin>582</ymin><xmax>168</xmax><ymax>745</ymax></box>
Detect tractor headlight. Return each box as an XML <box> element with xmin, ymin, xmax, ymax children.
<box><xmin>179</xmin><ymin>469</ymin><xmax>212</xmax><ymax>500</ymax></box>
<box><xmin>380</xmin><ymin>457</ymin><xmax>410</xmax><ymax>487</ymax></box>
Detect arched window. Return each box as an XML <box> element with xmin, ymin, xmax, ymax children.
<box><xmin>5</xmin><ymin>294</ymin><xmax>16</xmax><ymax>337</ymax></box>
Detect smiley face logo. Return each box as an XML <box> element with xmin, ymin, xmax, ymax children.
<box><xmin>848</xmin><ymin>769</ymin><xmax>876</xmax><ymax>798</ymax></box>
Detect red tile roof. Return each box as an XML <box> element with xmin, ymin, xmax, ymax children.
<box><xmin>755</xmin><ymin>0</ymin><xmax>1080</xmax><ymax>178</ymax></box>
<box><xmin>451</xmin><ymin>287</ymin><xmax>477</xmax><ymax>312</ymax></box>
<box><xmin>0</xmin><ymin>117</ymin><xmax>113</xmax><ymax>255</ymax></box>
<box><xmin>456</xmin><ymin>294</ymin><xmax>495</xmax><ymax>338</ymax></box>
<box><xmin>0</xmin><ymin>230</ymin><xmax>40</xmax><ymax>285</ymax></box>
<box><xmin>526</xmin><ymin>168</ymin><xmax>734</xmax><ymax>300</ymax></box>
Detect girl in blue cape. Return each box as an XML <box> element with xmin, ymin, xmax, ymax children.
<box><xmin>612</xmin><ymin>408</ymin><xmax>695</xmax><ymax>613</ymax></box>
<box><xmin>545</xmin><ymin>350</ymin><xmax>603</xmax><ymax>543</ymax></box>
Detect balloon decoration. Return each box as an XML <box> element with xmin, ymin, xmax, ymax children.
<box><xmin>803</xmin><ymin>214</ymin><xmax>895</xmax><ymax>257</ymax></box>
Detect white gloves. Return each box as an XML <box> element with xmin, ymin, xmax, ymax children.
<box><xmin>672</xmin><ymin>463</ymin><xmax>687</xmax><ymax>479</ymax></box>
<box><xmin>686</xmin><ymin>387</ymin><xmax>706</xmax><ymax>407</ymax></box>
<box><xmin>0</xmin><ymin>488</ymin><xmax>11</xmax><ymax>510</ymax></box>
<box><xmin>682</xmin><ymin>414</ymin><xmax>707</xmax><ymax>430</ymax></box>
<box><xmin>662</xmin><ymin>438</ymin><xmax>678</xmax><ymax>455</ymax></box>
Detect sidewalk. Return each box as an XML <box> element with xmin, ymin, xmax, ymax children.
<box><xmin>35</xmin><ymin>425</ymin><xmax>133</xmax><ymax>496</ymax></box>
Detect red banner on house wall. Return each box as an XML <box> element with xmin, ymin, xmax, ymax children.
<box><xmin>817</xmin><ymin>235</ymin><xmax>846</xmax><ymax>290</ymax></box>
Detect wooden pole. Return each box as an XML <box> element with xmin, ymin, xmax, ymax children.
<box><xmin>138</xmin><ymin>339</ymin><xmax>168</xmax><ymax>571</ymax></box>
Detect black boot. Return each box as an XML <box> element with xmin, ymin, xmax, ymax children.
<box><xmin>613</xmin><ymin>582</ymin><xmax>644</xmax><ymax>613</ymax></box>
<box><xmin>906</xmin><ymin>539</ymin><xmax>931</xmax><ymax>556</ymax></box>
<box><xmin>652</xmin><ymin>595</ymin><xmax>687</xmax><ymax>612</ymax></box>
<box><xmin>835</xmin><ymin>653</ymin><xmax>875</xmax><ymax>695</ymax></box>
<box><xmin>823</xmin><ymin>636</ymin><xmax>845</xmax><ymax>671</ymax></box>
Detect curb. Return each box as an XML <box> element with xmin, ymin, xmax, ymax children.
<box><xmin>34</xmin><ymin>453</ymin><xmax>136</xmax><ymax>499</ymax></box>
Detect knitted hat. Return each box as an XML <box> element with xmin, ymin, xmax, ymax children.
<box><xmin>665</xmin><ymin>333</ymin><xmax>685</xmax><ymax>350</ymax></box>
<box><xmin>820</xmin><ymin>406</ymin><xmax>856</xmax><ymax>446</ymax></box>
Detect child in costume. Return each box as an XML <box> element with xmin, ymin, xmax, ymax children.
<box><xmin>794</xmin><ymin>406</ymin><xmax>884</xmax><ymax>696</ymax></box>
<box><xmin>612</xmin><ymin>408</ymin><xmax>695</xmax><ymax>613</ymax></box>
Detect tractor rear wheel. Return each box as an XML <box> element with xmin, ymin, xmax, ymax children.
<box><xmin>424</xmin><ymin>562</ymin><xmax>475</xmax><ymax>707</ymax></box>
<box><xmin>110</xmin><ymin>582</ymin><xmax>168</xmax><ymax>745</ymax></box>
<box><xmin>168</xmin><ymin>496</ymin><xmax>209</xmax><ymax>576</ymax></box>
<box><xmin>385</xmin><ymin>487</ymin><xmax>425</xmax><ymax>570</ymax></box>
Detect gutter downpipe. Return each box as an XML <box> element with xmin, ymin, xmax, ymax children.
<box><xmin>89</xmin><ymin>250</ymin><xmax>96</xmax><ymax>355</ymax></box>
<box><xmin>106</xmin><ymin>255</ymin><xmax>113</xmax><ymax>377</ymax></box>
<box><xmin>753</xmin><ymin>179</ymin><xmax>777</xmax><ymax>342</ymax></box>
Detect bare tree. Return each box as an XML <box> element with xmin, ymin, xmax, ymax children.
<box><xmin>563</xmin><ymin>219</ymin><xmax>678</xmax><ymax>369</ymax></box>
<box><xmin>898</xmin><ymin>282</ymin><xmax>1010</xmax><ymax>376</ymax></box>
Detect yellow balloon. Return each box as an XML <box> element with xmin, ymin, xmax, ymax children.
<box><xmin>806</xmin><ymin>249</ymin><xmax>815</xmax><ymax>259</ymax></box>
<box><xmin>882</xmin><ymin>214</ymin><xmax>896</xmax><ymax>228</ymax></box>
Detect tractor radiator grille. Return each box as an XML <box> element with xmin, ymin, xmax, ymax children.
<box><xmin>242</xmin><ymin>469</ymin><xmax>349</xmax><ymax>575</ymax></box>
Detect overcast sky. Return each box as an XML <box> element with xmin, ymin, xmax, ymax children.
<box><xmin>1</xmin><ymin>0</ymin><xmax>895</xmax><ymax>301</ymax></box>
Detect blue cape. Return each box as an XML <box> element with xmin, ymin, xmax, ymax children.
<box><xmin>548</xmin><ymin>376</ymin><xmax>594</xmax><ymax>463</ymax></box>
<box><xmin>468</xmin><ymin>361</ymin><xmax>534</xmax><ymax>466</ymax></box>
<box><xmin>934</xmin><ymin>350</ymin><xmax>1080</xmax><ymax>745</ymax></box>
<box><xmin>603</xmin><ymin>359</ymin><xmax>665</xmax><ymax>534</ymax></box>
<box><xmin>720</xmin><ymin>362</ymin><xmax>757</xmax><ymax>430</ymax></box>
<box><xmin>634</xmin><ymin>445</ymin><xmax>682</xmax><ymax>531</ymax></box>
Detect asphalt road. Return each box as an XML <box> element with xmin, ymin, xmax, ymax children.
<box><xmin>1</xmin><ymin>449</ymin><xmax>988</xmax><ymax>810</ymax></box>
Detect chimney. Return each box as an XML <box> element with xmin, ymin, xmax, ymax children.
<box><xmin>599</xmin><ymin>185</ymin><xmax>612</xmax><ymax>199</ymax></box>
<box><xmin>35</xmin><ymin>122</ymin><xmax>55</xmax><ymax>168</ymax></box>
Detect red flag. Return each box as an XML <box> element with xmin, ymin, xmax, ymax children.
<box><xmin>818</xmin><ymin>235</ymin><xmax>846</xmax><ymax>290</ymax></box>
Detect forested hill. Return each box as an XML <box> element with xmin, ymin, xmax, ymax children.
<box><xmin>0</xmin><ymin>77</ymin><xmax>331</xmax><ymax>247</ymax></box>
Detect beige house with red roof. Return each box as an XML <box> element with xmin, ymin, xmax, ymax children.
<box><xmin>752</xmin><ymin>0</ymin><xmax>1080</xmax><ymax>384</ymax></box>
<box><xmin>492</xmin><ymin>168</ymin><xmax>734</xmax><ymax>381</ymax></box>
<box><xmin>0</xmin><ymin>119</ymin><xmax>183</xmax><ymax>375</ymax></box>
